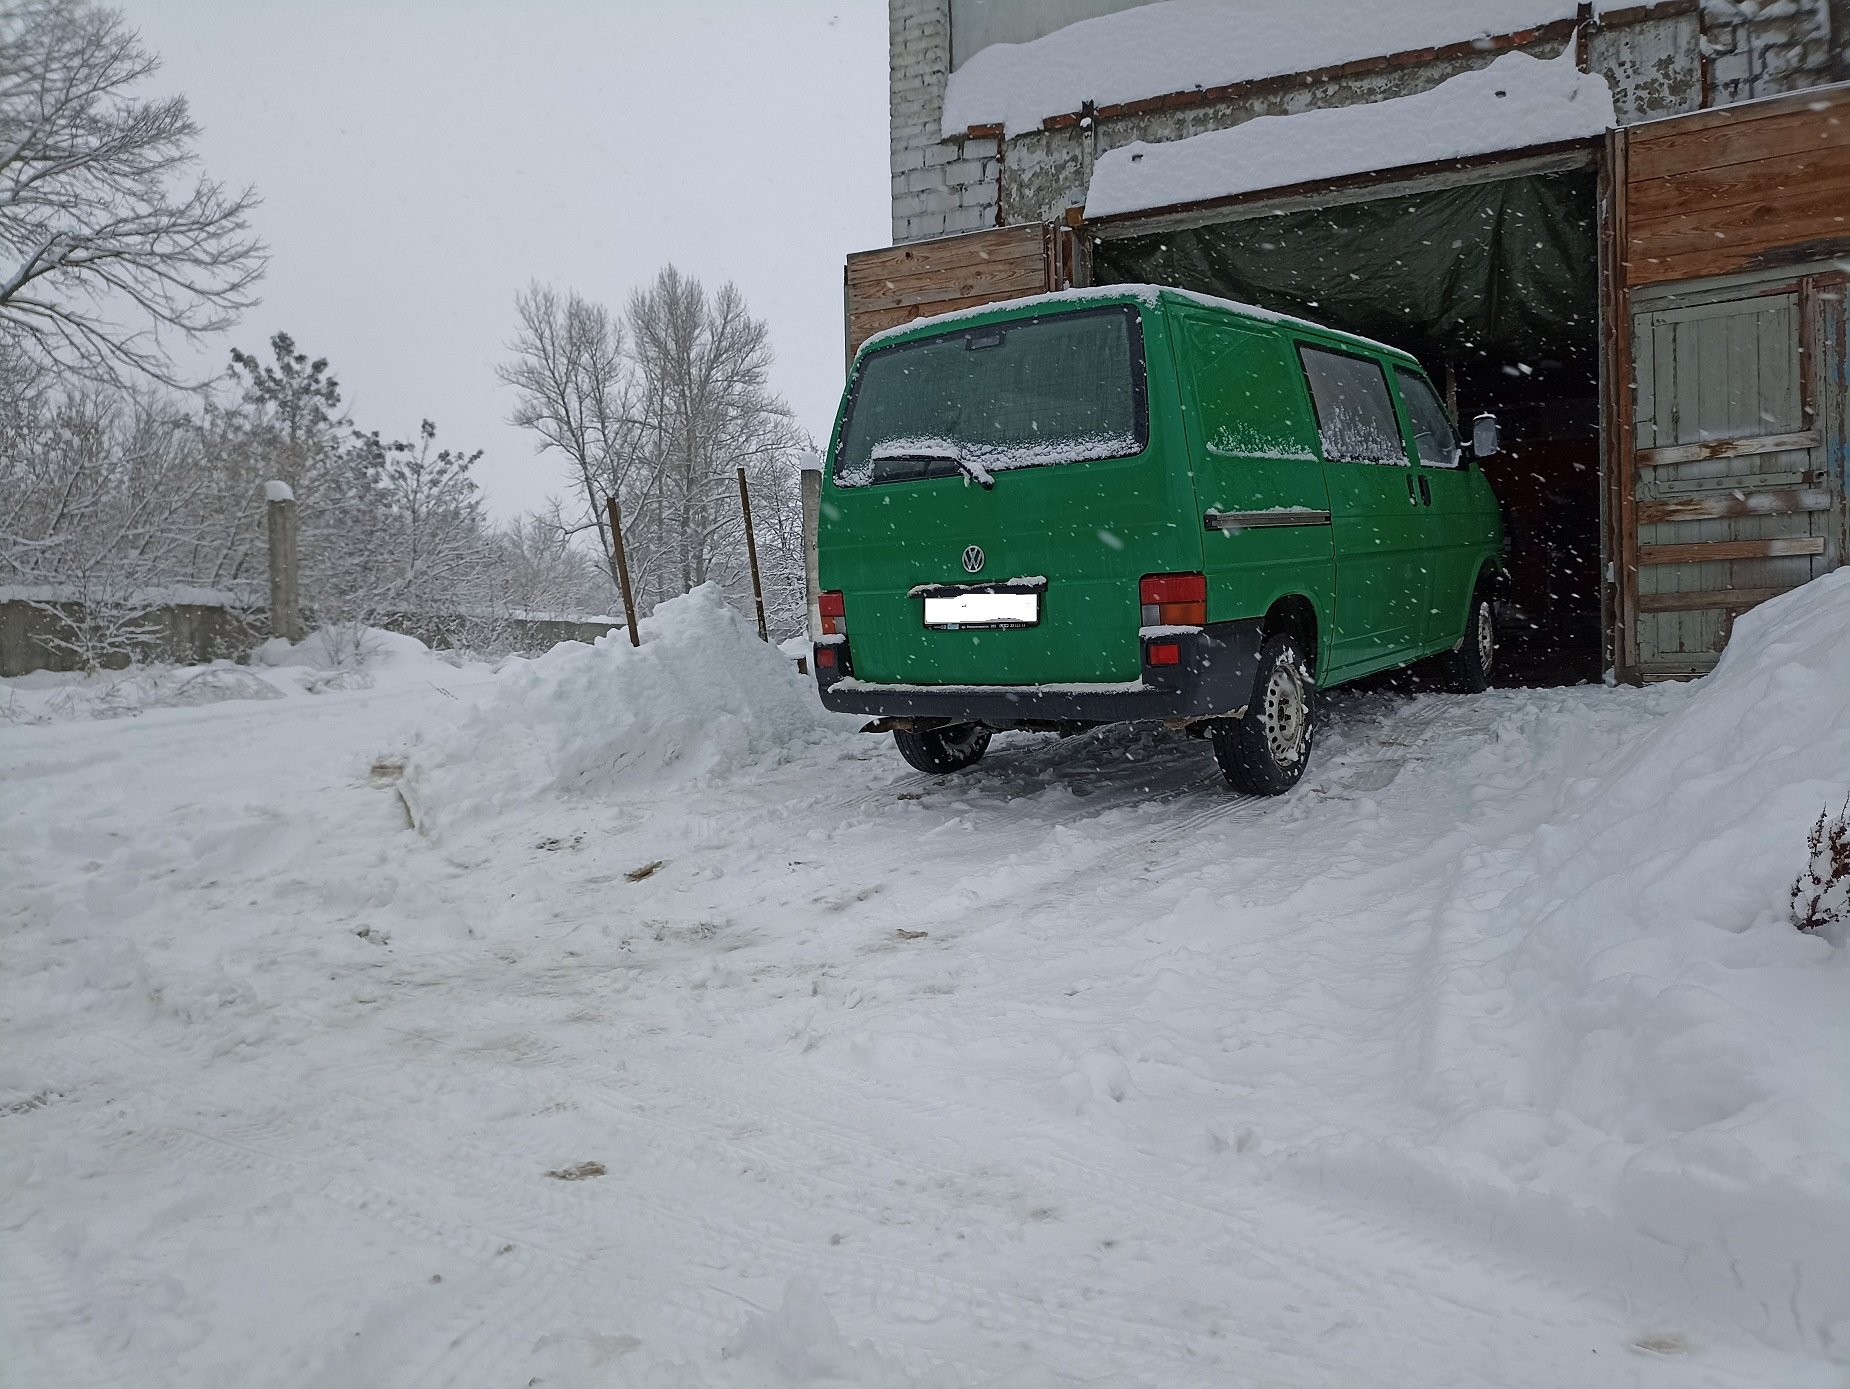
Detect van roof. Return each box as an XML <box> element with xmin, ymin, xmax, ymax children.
<box><xmin>856</xmin><ymin>283</ymin><xmax>1418</xmax><ymax>365</ymax></box>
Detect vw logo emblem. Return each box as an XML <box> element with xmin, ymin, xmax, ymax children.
<box><xmin>961</xmin><ymin>545</ymin><xmax>985</xmax><ymax>574</ymax></box>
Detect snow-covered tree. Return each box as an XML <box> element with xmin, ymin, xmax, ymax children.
<box><xmin>349</xmin><ymin>419</ymin><xmax>495</xmax><ymax>620</ymax></box>
<box><xmin>0</xmin><ymin>327</ymin><xmax>580</xmax><ymax>663</ymax></box>
<box><xmin>492</xmin><ymin>505</ymin><xmax>614</xmax><ymax>619</ymax></box>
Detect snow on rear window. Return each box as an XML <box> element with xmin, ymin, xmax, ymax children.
<box><xmin>835</xmin><ymin>306</ymin><xmax>1148</xmax><ymax>487</ymax></box>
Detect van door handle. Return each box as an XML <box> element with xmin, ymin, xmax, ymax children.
<box><xmin>1418</xmin><ymin>475</ymin><xmax>1432</xmax><ymax>507</ymax></box>
<box><xmin>1406</xmin><ymin>474</ymin><xmax>1418</xmax><ymax>505</ymax></box>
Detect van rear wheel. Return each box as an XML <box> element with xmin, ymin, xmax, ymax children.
<box><xmin>893</xmin><ymin>722</ymin><xmax>991</xmax><ymax>774</ymax></box>
<box><xmin>1212</xmin><ymin>633</ymin><xmax>1315</xmax><ymax>796</ymax></box>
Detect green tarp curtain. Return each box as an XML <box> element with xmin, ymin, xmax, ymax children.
<box><xmin>1093</xmin><ymin>169</ymin><xmax>1597</xmax><ymax>365</ymax></box>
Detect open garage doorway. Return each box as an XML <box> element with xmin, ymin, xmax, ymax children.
<box><xmin>1093</xmin><ymin>168</ymin><xmax>1603</xmax><ymax>684</ymax></box>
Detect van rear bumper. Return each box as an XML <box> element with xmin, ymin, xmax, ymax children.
<box><xmin>815</xmin><ymin>619</ymin><xmax>1266</xmax><ymax>728</ymax></box>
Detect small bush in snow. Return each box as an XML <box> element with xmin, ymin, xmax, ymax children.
<box><xmin>1791</xmin><ymin>800</ymin><xmax>1850</xmax><ymax>934</ymax></box>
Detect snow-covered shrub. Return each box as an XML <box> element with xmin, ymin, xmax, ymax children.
<box><xmin>27</xmin><ymin>578</ymin><xmax>163</xmax><ymax>673</ymax></box>
<box><xmin>1791</xmin><ymin>799</ymin><xmax>1850</xmax><ymax>934</ymax></box>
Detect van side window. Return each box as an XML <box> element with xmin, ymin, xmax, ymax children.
<box><xmin>1297</xmin><ymin>346</ymin><xmax>1406</xmax><ymax>465</ymax></box>
<box><xmin>1396</xmin><ymin>369</ymin><xmax>1461</xmax><ymax>469</ymax></box>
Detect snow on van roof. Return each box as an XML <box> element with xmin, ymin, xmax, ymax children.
<box><xmin>855</xmin><ymin>285</ymin><xmax>1155</xmax><ymax>354</ymax></box>
<box><xmin>944</xmin><ymin>0</ymin><xmax>1619</xmax><ymax>138</ymax></box>
<box><xmin>855</xmin><ymin>284</ymin><xmax>1409</xmax><ymax>360</ymax></box>
<box><xmin>1085</xmin><ymin>47</ymin><xmax>1614</xmax><ymax>219</ymax></box>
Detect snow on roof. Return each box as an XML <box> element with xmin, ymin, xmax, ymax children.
<box><xmin>944</xmin><ymin>0</ymin><xmax>1607</xmax><ymax>138</ymax></box>
<box><xmin>855</xmin><ymin>285</ymin><xmax>1160</xmax><ymax>354</ymax></box>
<box><xmin>1085</xmin><ymin>47</ymin><xmax>1614</xmax><ymax>219</ymax></box>
<box><xmin>855</xmin><ymin>283</ymin><xmax>1407</xmax><ymax>359</ymax></box>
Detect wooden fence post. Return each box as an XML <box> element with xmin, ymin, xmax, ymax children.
<box><xmin>264</xmin><ymin>480</ymin><xmax>303</xmax><ymax>642</ymax></box>
<box><xmin>604</xmin><ymin>494</ymin><xmax>641</xmax><ymax>647</ymax></box>
<box><xmin>736</xmin><ymin>467</ymin><xmax>769</xmax><ymax>642</ymax></box>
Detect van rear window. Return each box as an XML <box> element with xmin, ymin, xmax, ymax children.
<box><xmin>834</xmin><ymin>305</ymin><xmax>1147</xmax><ymax>487</ymax></box>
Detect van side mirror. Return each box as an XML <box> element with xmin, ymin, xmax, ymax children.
<box><xmin>1471</xmin><ymin>413</ymin><xmax>1502</xmax><ymax>459</ymax></box>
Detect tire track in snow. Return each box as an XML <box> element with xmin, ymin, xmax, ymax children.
<box><xmin>633</xmin><ymin>1043</ymin><xmax>1622</xmax><ymax>1330</ymax></box>
<box><xmin>5</xmin><ymin>687</ymin><xmax>1655</xmax><ymax>1387</ymax></box>
<box><xmin>0</xmin><ymin>1238</ymin><xmax>140</xmax><ymax>1389</ymax></box>
<box><xmin>31</xmin><ymin>1036</ymin><xmax>1277</xmax><ymax>1386</ymax></box>
<box><xmin>21</xmin><ymin>1063</ymin><xmax>756</xmax><ymax>1389</ymax></box>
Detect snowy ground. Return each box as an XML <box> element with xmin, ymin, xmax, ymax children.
<box><xmin>4</xmin><ymin>582</ymin><xmax>1848</xmax><ymax>1387</ymax></box>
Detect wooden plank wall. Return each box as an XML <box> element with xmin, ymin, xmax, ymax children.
<box><xmin>1624</xmin><ymin>83</ymin><xmax>1850</xmax><ymax>287</ymax></box>
<box><xmin>1609</xmin><ymin>83</ymin><xmax>1850</xmax><ymax>679</ymax></box>
<box><xmin>844</xmin><ymin>225</ymin><xmax>1054</xmax><ymax>363</ymax></box>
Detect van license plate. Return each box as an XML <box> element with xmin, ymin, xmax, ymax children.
<box><xmin>923</xmin><ymin>592</ymin><xmax>1039</xmax><ymax>628</ymax></box>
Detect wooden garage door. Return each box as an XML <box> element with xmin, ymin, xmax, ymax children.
<box><xmin>1608</xmin><ymin>82</ymin><xmax>1848</xmax><ymax>680</ymax></box>
<box><xmin>1627</xmin><ymin>284</ymin><xmax>1832</xmax><ymax>675</ymax></box>
<box><xmin>844</xmin><ymin>224</ymin><xmax>1054</xmax><ymax>365</ymax></box>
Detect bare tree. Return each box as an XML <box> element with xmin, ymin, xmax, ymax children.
<box><xmin>621</xmin><ymin>267</ymin><xmax>807</xmax><ymax>613</ymax></box>
<box><xmin>0</xmin><ymin>0</ymin><xmax>266</xmax><ymax>386</ymax></box>
<box><xmin>493</xmin><ymin>504</ymin><xmax>612</xmax><ymax>619</ymax></box>
<box><xmin>495</xmin><ymin>284</ymin><xmax>634</xmax><ymax>589</ymax></box>
<box><xmin>498</xmin><ymin>270</ymin><xmax>811</xmax><ymax>632</ymax></box>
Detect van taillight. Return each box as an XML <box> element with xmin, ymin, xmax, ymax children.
<box><xmin>819</xmin><ymin>590</ymin><xmax>846</xmax><ymax>637</ymax></box>
<box><xmin>1140</xmin><ymin>572</ymin><xmax>1206</xmax><ymax>627</ymax></box>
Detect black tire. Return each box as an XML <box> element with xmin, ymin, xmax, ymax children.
<box><xmin>1442</xmin><ymin>593</ymin><xmax>1496</xmax><ymax>693</ymax></box>
<box><xmin>893</xmin><ymin>722</ymin><xmax>991</xmax><ymax>774</ymax></box>
<box><xmin>1211</xmin><ymin>632</ymin><xmax>1315</xmax><ymax>796</ymax></box>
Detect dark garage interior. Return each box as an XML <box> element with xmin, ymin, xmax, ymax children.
<box><xmin>1095</xmin><ymin>168</ymin><xmax>1604</xmax><ymax>683</ymax></box>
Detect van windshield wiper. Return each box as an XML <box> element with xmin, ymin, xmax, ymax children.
<box><xmin>870</xmin><ymin>444</ymin><xmax>994</xmax><ymax>489</ymax></box>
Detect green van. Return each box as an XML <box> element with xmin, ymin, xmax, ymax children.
<box><xmin>812</xmin><ymin>286</ymin><xmax>1503</xmax><ymax>795</ymax></box>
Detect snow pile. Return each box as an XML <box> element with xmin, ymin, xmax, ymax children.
<box><xmin>1086</xmin><ymin>47</ymin><xmax>1614</xmax><ymax>217</ymax></box>
<box><xmin>1318</xmin><ymin>569</ymin><xmax>1850</xmax><ymax>1353</ymax></box>
<box><xmin>944</xmin><ymin>0</ymin><xmax>1599</xmax><ymax>137</ymax></box>
<box><xmin>0</xmin><ymin>627</ymin><xmax>482</xmax><ymax>723</ymax></box>
<box><xmin>0</xmin><ymin>664</ymin><xmax>286</xmax><ymax>722</ymax></box>
<box><xmin>83</xmin><ymin>665</ymin><xmax>286</xmax><ymax>718</ymax></box>
<box><xmin>256</xmin><ymin>624</ymin><xmax>441</xmax><ymax>673</ymax></box>
<box><xmin>716</xmin><ymin>1281</ymin><xmax>928</xmax><ymax>1388</ymax></box>
<box><xmin>405</xmin><ymin>585</ymin><xmax>857</xmax><ymax>830</ymax></box>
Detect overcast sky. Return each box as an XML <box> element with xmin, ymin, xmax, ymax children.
<box><xmin>116</xmin><ymin>0</ymin><xmax>891</xmax><ymax>522</ymax></box>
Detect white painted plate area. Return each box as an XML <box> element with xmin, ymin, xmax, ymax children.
<box><xmin>923</xmin><ymin>592</ymin><xmax>1038</xmax><ymax>628</ymax></box>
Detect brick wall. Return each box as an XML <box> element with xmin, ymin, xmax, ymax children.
<box><xmin>889</xmin><ymin>0</ymin><xmax>999</xmax><ymax>243</ymax></box>
<box><xmin>1703</xmin><ymin>0</ymin><xmax>1841</xmax><ymax>103</ymax></box>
